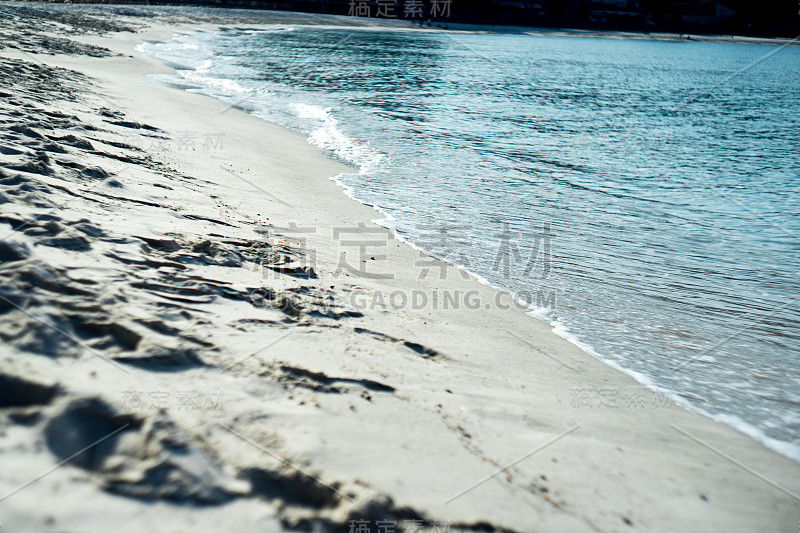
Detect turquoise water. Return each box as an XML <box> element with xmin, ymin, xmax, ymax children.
<box><xmin>141</xmin><ymin>28</ymin><xmax>800</xmax><ymax>460</ymax></box>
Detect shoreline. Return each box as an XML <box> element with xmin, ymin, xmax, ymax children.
<box><xmin>1</xmin><ymin>4</ymin><xmax>798</xmax><ymax>532</ymax></box>
<box><xmin>141</xmin><ymin>21</ymin><xmax>800</xmax><ymax>464</ymax></box>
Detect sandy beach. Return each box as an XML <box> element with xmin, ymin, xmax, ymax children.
<box><xmin>0</xmin><ymin>3</ymin><xmax>798</xmax><ymax>532</ymax></box>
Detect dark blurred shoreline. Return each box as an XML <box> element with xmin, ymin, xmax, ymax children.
<box><xmin>15</xmin><ymin>0</ymin><xmax>800</xmax><ymax>38</ymax></box>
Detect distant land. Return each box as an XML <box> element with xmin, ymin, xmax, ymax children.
<box><xmin>24</xmin><ymin>0</ymin><xmax>800</xmax><ymax>38</ymax></box>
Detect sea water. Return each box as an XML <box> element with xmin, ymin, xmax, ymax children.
<box><xmin>140</xmin><ymin>25</ymin><xmax>800</xmax><ymax>460</ymax></box>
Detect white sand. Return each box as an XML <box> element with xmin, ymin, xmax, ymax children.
<box><xmin>0</xmin><ymin>5</ymin><xmax>798</xmax><ymax>532</ymax></box>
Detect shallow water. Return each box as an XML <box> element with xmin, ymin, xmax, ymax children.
<box><xmin>141</xmin><ymin>27</ymin><xmax>800</xmax><ymax>460</ymax></box>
